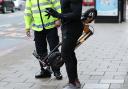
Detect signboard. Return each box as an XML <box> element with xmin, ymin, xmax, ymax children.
<box><xmin>96</xmin><ymin>0</ymin><xmax>118</xmax><ymax>16</ymax></box>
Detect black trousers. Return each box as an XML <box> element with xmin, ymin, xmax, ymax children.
<box><xmin>34</xmin><ymin>27</ymin><xmax>60</xmax><ymax>73</ymax></box>
<box><xmin>61</xmin><ymin>22</ymin><xmax>83</xmax><ymax>83</ymax></box>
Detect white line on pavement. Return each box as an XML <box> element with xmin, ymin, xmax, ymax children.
<box><xmin>0</xmin><ymin>24</ymin><xmax>12</xmax><ymax>28</ymax></box>
<box><xmin>18</xmin><ymin>22</ymin><xmax>24</xmax><ymax>25</ymax></box>
<box><xmin>0</xmin><ymin>46</ymin><xmax>17</xmax><ymax>57</ymax></box>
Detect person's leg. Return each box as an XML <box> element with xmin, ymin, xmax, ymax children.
<box><xmin>61</xmin><ymin>25</ymin><xmax>83</xmax><ymax>85</ymax></box>
<box><xmin>61</xmin><ymin>34</ymin><xmax>78</xmax><ymax>83</ymax></box>
<box><xmin>34</xmin><ymin>30</ymin><xmax>51</xmax><ymax>78</ymax></box>
<box><xmin>46</xmin><ymin>27</ymin><xmax>62</xmax><ymax>80</ymax></box>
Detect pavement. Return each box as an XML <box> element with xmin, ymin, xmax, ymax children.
<box><xmin>1</xmin><ymin>22</ymin><xmax>128</xmax><ymax>89</ymax></box>
<box><xmin>0</xmin><ymin>7</ymin><xmax>128</xmax><ymax>89</ymax></box>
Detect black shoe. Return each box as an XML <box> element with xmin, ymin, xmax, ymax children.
<box><xmin>54</xmin><ymin>72</ymin><xmax>62</xmax><ymax>80</ymax></box>
<box><xmin>35</xmin><ymin>70</ymin><xmax>51</xmax><ymax>78</ymax></box>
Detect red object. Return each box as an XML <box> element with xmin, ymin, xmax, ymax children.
<box><xmin>82</xmin><ymin>0</ymin><xmax>94</xmax><ymax>6</ymax></box>
<box><xmin>0</xmin><ymin>0</ymin><xmax>3</xmax><ymax>3</ymax></box>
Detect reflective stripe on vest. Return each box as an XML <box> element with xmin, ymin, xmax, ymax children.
<box><xmin>32</xmin><ymin>2</ymin><xmax>51</xmax><ymax>8</ymax></box>
<box><xmin>25</xmin><ymin>13</ymin><xmax>32</xmax><ymax>16</ymax></box>
<box><xmin>32</xmin><ymin>21</ymin><xmax>54</xmax><ymax>28</ymax></box>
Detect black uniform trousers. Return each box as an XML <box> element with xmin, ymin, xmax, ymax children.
<box><xmin>61</xmin><ymin>22</ymin><xmax>83</xmax><ymax>83</ymax></box>
<box><xmin>34</xmin><ymin>27</ymin><xmax>60</xmax><ymax>73</ymax></box>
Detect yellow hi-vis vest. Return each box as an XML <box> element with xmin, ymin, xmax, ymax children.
<box><xmin>24</xmin><ymin>0</ymin><xmax>61</xmax><ymax>31</ymax></box>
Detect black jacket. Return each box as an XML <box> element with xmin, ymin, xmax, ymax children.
<box><xmin>60</xmin><ymin>0</ymin><xmax>83</xmax><ymax>24</ymax></box>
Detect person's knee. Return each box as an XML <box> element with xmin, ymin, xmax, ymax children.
<box><xmin>61</xmin><ymin>50</ymin><xmax>73</xmax><ymax>62</ymax></box>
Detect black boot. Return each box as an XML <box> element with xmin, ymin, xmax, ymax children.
<box><xmin>54</xmin><ymin>71</ymin><xmax>63</xmax><ymax>80</ymax></box>
<box><xmin>35</xmin><ymin>69</ymin><xmax>51</xmax><ymax>78</ymax></box>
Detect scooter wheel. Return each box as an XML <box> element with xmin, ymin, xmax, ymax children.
<box><xmin>48</xmin><ymin>52</ymin><xmax>64</xmax><ymax>68</ymax></box>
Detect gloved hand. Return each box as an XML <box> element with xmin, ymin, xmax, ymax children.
<box><xmin>45</xmin><ymin>8</ymin><xmax>61</xmax><ymax>18</ymax></box>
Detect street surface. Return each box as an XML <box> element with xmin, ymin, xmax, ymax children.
<box><xmin>0</xmin><ymin>11</ymin><xmax>32</xmax><ymax>57</ymax></box>
<box><xmin>0</xmin><ymin>7</ymin><xmax>128</xmax><ymax>89</ymax></box>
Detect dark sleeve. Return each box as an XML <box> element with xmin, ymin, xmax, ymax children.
<box><xmin>60</xmin><ymin>0</ymin><xmax>82</xmax><ymax>20</ymax></box>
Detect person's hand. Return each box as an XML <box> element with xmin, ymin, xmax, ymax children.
<box><xmin>55</xmin><ymin>20</ymin><xmax>61</xmax><ymax>27</ymax></box>
<box><xmin>45</xmin><ymin>8</ymin><xmax>60</xmax><ymax>18</ymax></box>
<box><xmin>26</xmin><ymin>29</ymin><xmax>31</xmax><ymax>37</ymax></box>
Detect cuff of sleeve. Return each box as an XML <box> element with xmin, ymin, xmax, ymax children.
<box><xmin>58</xmin><ymin>14</ymin><xmax>63</xmax><ymax>19</ymax></box>
<box><xmin>25</xmin><ymin>26</ymin><xmax>30</xmax><ymax>32</ymax></box>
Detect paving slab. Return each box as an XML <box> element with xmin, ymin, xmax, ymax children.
<box><xmin>1</xmin><ymin>8</ymin><xmax>128</xmax><ymax>89</ymax></box>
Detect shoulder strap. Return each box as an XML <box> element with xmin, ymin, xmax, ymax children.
<box><xmin>37</xmin><ymin>0</ymin><xmax>45</xmax><ymax>30</ymax></box>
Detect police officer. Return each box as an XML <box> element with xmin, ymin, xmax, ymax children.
<box><xmin>45</xmin><ymin>0</ymin><xmax>83</xmax><ymax>88</ymax></box>
<box><xmin>24</xmin><ymin>0</ymin><xmax>62</xmax><ymax>80</ymax></box>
